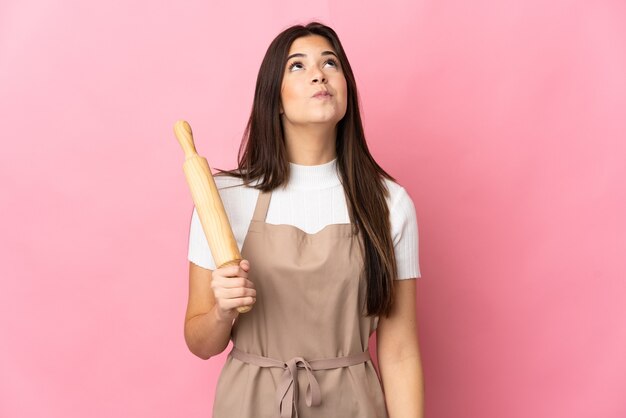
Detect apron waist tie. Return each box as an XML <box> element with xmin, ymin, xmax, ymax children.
<box><xmin>230</xmin><ymin>346</ymin><xmax>371</xmax><ymax>418</ymax></box>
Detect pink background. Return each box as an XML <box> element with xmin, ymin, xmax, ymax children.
<box><xmin>1</xmin><ymin>1</ymin><xmax>625</xmax><ymax>417</ymax></box>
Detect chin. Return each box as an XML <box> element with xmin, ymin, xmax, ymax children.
<box><xmin>284</xmin><ymin>112</ymin><xmax>342</xmax><ymax>126</ymax></box>
<box><xmin>307</xmin><ymin>118</ymin><xmax>341</xmax><ymax>126</ymax></box>
<box><xmin>307</xmin><ymin>113</ymin><xmax>342</xmax><ymax>124</ymax></box>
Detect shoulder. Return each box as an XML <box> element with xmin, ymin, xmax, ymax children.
<box><xmin>382</xmin><ymin>177</ymin><xmax>415</xmax><ymax>213</ymax></box>
<box><xmin>213</xmin><ymin>172</ymin><xmax>246</xmax><ymax>188</ymax></box>
<box><xmin>210</xmin><ymin>172</ymin><xmax>261</xmax><ymax>210</ymax></box>
<box><xmin>212</xmin><ymin>172</ymin><xmax>262</xmax><ymax>194</ymax></box>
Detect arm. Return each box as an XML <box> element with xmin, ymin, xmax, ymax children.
<box><xmin>183</xmin><ymin>262</ymin><xmax>234</xmax><ymax>360</ymax></box>
<box><xmin>377</xmin><ymin>279</ymin><xmax>424</xmax><ymax>418</ymax></box>
<box><xmin>184</xmin><ymin>259</ymin><xmax>256</xmax><ymax>359</ymax></box>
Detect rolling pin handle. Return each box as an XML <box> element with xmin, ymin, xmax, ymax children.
<box><xmin>174</xmin><ymin>120</ymin><xmax>198</xmax><ymax>159</ymax></box>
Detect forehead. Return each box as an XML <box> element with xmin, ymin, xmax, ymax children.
<box><xmin>287</xmin><ymin>35</ymin><xmax>335</xmax><ymax>55</ymax></box>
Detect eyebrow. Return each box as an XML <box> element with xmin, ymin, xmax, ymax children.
<box><xmin>286</xmin><ymin>51</ymin><xmax>338</xmax><ymax>61</ymax></box>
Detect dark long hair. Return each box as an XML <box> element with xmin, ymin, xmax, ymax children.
<box><xmin>215</xmin><ymin>21</ymin><xmax>399</xmax><ymax>317</ymax></box>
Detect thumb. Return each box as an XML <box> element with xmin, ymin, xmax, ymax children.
<box><xmin>240</xmin><ymin>259</ymin><xmax>250</xmax><ymax>270</ymax></box>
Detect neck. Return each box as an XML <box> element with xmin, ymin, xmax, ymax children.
<box><xmin>282</xmin><ymin>121</ymin><xmax>337</xmax><ymax>165</ymax></box>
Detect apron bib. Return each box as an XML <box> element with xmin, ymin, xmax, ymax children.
<box><xmin>212</xmin><ymin>189</ymin><xmax>388</xmax><ymax>418</ymax></box>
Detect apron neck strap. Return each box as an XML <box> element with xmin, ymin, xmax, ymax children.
<box><xmin>252</xmin><ymin>189</ymin><xmax>272</xmax><ymax>222</ymax></box>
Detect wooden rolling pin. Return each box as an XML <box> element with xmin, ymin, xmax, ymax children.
<box><xmin>174</xmin><ymin>120</ymin><xmax>251</xmax><ymax>313</ymax></box>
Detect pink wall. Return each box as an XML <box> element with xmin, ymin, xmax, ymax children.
<box><xmin>1</xmin><ymin>1</ymin><xmax>624</xmax><ymax>417</ymax></box>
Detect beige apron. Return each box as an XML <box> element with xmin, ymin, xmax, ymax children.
<box><xmin>212</xmin><ymin>189</ymin><xmax>388</xmax><ymax>418</ymax></box>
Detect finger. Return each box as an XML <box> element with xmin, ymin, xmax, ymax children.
<box><xmin>212</xmin><ymin>276</ymin><xmax>254</xmax><ymax>290</ymax></box>
<box><xmin>222</xmin><ymin>264</ymin><xmax>242</xmax><ymax>277</ymax></box>
<box><xmin>214</xmin><ymin>276</ymin><xmax>248</xmax><ymax>289</ymax></box>
<box><xmin>223</xmin><ymin>287</ymin><xmax>256</xmax><ymax>299</ymax></box>
<box><xmin>219</xmin><ymin>295</ymin><xmax>256</xmax><ymax>311</ymax></box>
<box><xmin>213</xmin><ymin>286</ymin><xmax>253</xmax><ymax>304</ymax></box>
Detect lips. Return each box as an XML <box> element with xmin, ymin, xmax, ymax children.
<box><xmin>312</xmin><ymin>91</ymin><xmax>332</xmax><ymax>98</ymax></box>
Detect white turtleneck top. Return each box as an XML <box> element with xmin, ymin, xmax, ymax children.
<box><xmin>187</xmin><ymin>158</ymin><xmax>421</xmax><ymax>280</ymax></box>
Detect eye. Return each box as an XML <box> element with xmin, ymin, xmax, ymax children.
<box><xmin>287</xmin><ymin>60</ymin><xmax>304</xmax><ymax>71</ymax></box>
<box><xmin>287</xmin><ymin>58</ymin><xmax>340</xmax><ymax>72</ymax></box>
<box><xmin>325</xmin><ymin>58</ymin><xmax>339</xmax><ymax>68</ymax></box>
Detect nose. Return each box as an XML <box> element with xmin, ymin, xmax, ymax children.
<box><xmin>311</xmin><ymin>69</ymin><xmax>326</xmax><ymax>84</ymax></box>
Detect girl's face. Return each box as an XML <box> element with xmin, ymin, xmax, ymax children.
<box><xmin>280</xmin><ymin>35</ymin><xmax>348</xmax><ymax>128</ymax></box>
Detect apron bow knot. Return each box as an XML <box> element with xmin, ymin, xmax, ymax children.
<box><xmin>229</xmin><ymin>346</ymin><xmax>371</xmax><ymax>418</ymax></box>
<box><xmin>276</xmin><ymin>356</ymin><xmax>322</xmax><ymax>418</ymax></box>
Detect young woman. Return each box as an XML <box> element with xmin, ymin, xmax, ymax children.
<box><xmin>184</xmin><ymin>21</ymin><xmax>424</xmax><ymax>418</ymax></box>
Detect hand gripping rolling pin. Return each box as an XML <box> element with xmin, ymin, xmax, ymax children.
<box><xmin>174</xmin><ymin>120</ymin><xmax>251</xmax><ymax>313</ymax></box>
